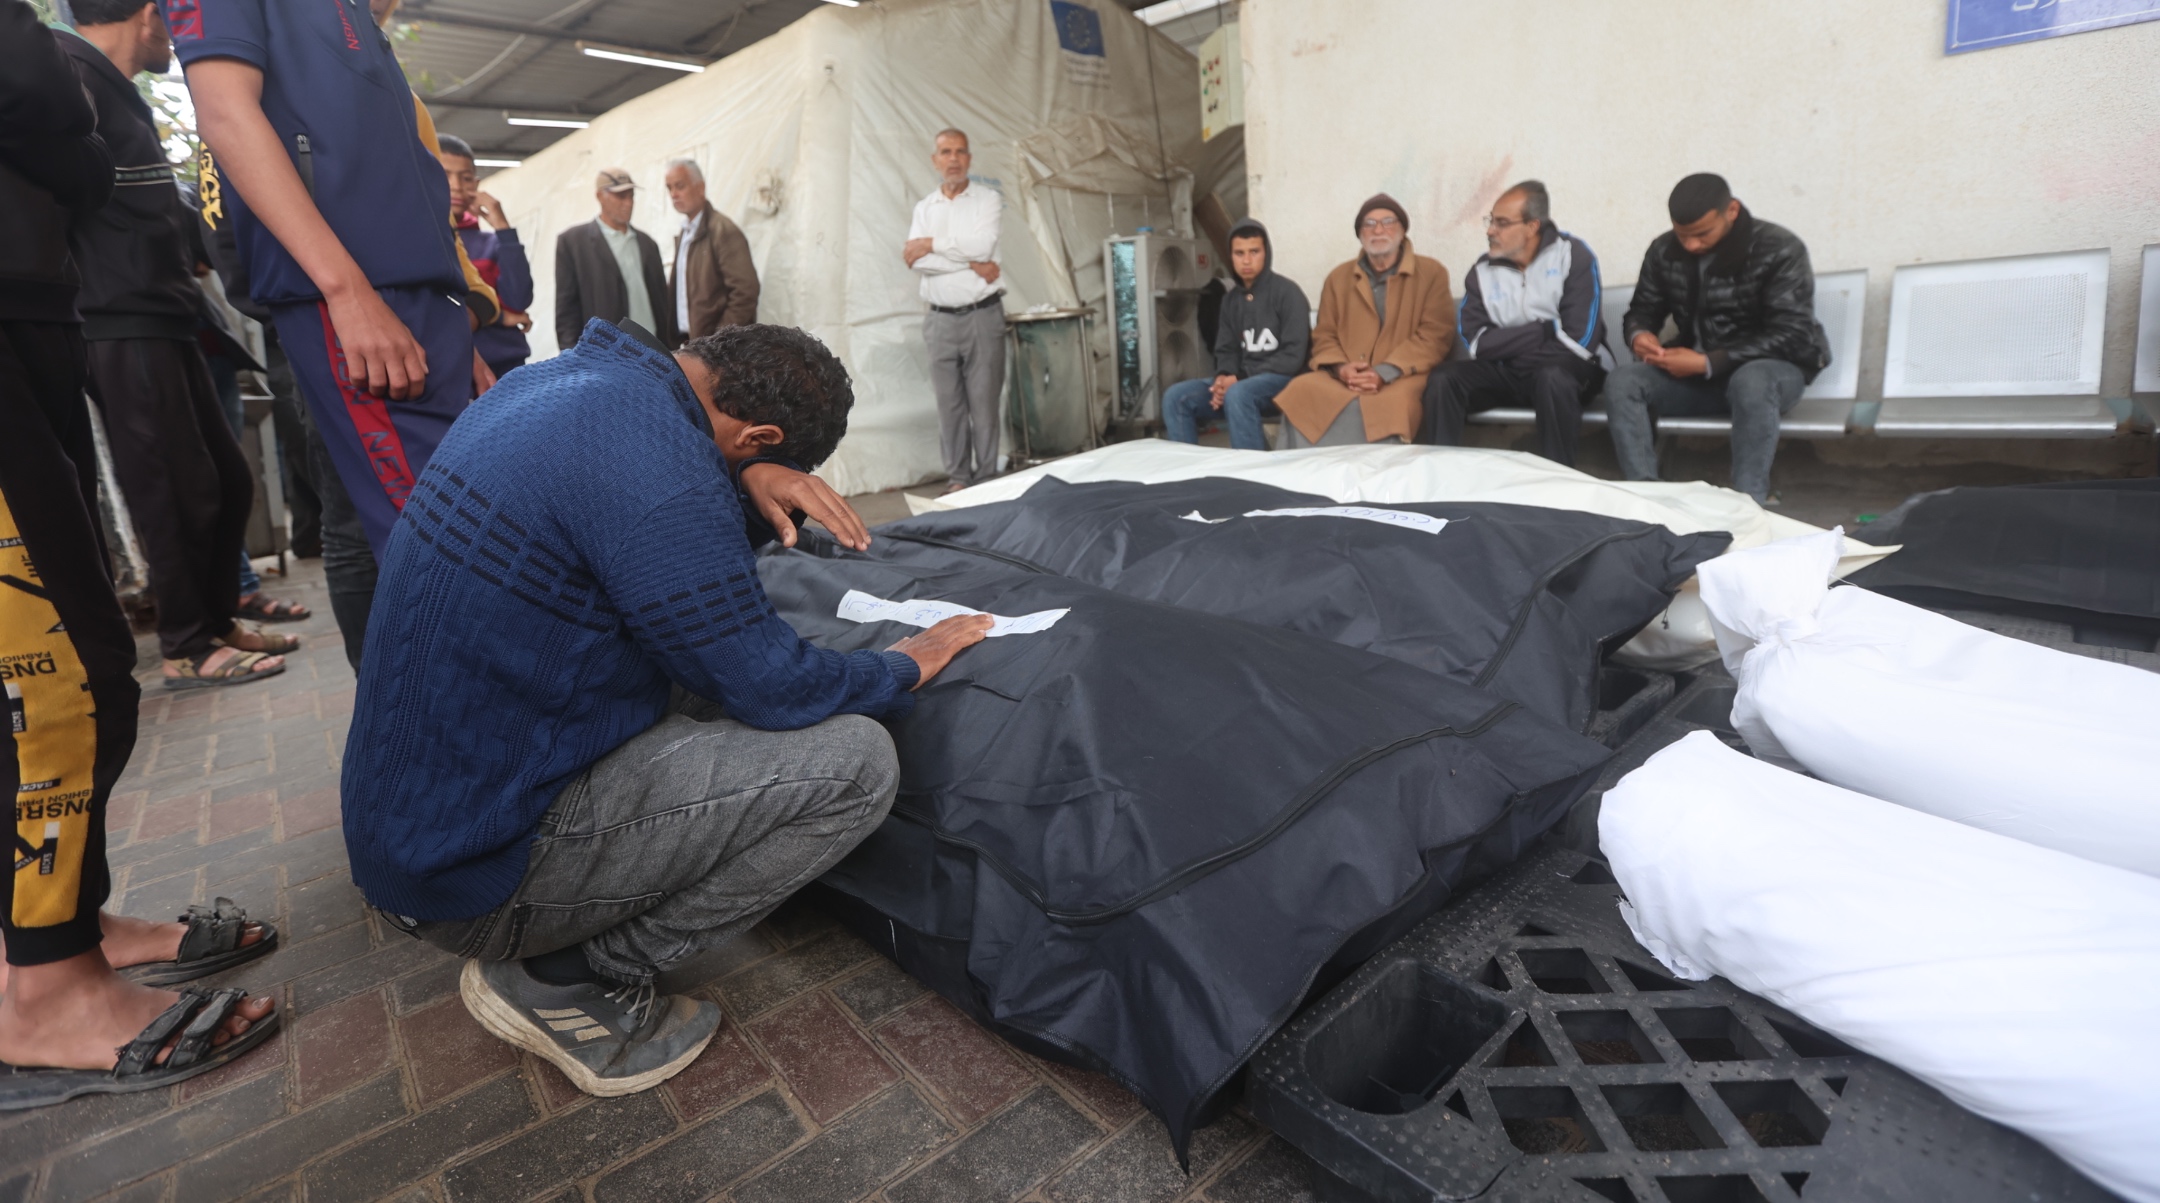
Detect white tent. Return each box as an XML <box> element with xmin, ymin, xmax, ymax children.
<box><xmin>483</xmin><ymin>0</ymin><xmax>1208</xmax><ymax>495</ymax></box>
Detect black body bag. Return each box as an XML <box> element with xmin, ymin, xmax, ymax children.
<box><xmin>878</xmin><ymin>477</ymin><xmax>1729</xmax><ymax>732</ymax></box>
<box><xmin>1849</xmin><ymin>478</ymin><xmax>2160</xmax><ymax>636</ymax></box>
<box><xmin>759</xmin><ymin>536</ymin><xmax>1609</xmax><ymax>1156</ymax></box>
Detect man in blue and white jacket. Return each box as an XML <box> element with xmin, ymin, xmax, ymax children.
<box><xmin>1420</xmin><ymin>180</ymin><xmax>1608</xmax><ymax>466</ymax></box>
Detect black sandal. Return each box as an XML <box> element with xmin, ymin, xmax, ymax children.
<box><xmin>121</xmin><ymin>898</ymin><xmax>279</xmax><ymax>986</ymax></box>
<box><xmin>0</xmin><ymin>987</ymin><xmax>280</xmax><ymax>1111</ymax></box>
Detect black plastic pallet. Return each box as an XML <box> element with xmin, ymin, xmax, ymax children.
<box><xmin>1551</xmin><ymin>667</ymin><xmax>1738</xmax><ymax>857</ymax></box>
<box><xmin>1248</xmin><ymin>677</ymin><xmax>2117</xmax><ymax>1203</ymax></box>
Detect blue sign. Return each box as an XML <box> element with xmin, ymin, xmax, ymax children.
<box><xmin>1947</xmin><ymin>0</ymin><xmax>2160</xmax><ymax>53</ymax></box>
<box><xmin>1050</xmin><ymin>0</ymin><xmax>1106</xmax><ymax>57</ymax></box>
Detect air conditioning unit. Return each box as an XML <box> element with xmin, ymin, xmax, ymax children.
<box><xmin>1105</xmin><ymin>233</ymin><xmax>1215</xmax><ymax>423</ymax></box>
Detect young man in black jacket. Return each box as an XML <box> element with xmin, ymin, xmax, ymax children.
<box><xmin>1163</xmin><ymin>219</ymin><xmax>1310</xmax><ymax>450</ymax></box>
<box><xmin>1605</xmin><ymin>173</ymin><xmax>1831</xmax><ymax>503</ymax></box>
<box><xmin>1421</xmin><ymin>180</ymin><xmax>1607</xmax><ymax>465</ymax></box>
<box><xmin>61</xmin><ymin>0</ymin><xmax>294</xmax><ymax>688</ymax></box>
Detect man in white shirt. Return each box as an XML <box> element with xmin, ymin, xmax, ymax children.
<box><xmin>903</xmin><ymin>129</ymin><xmax>1006</xmax><ymax>491</ymax></box>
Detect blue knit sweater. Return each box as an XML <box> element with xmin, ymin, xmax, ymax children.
<box><xmin>341</xmin><ymin>320</ymin><xmax>918</xmax><ymax>920</ymax></box>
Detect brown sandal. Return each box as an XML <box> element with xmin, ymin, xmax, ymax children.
<box><xmin>236</xmin><ymin>592</ymin><xmax>310</xmax><ymax>622</ymax></box>
<box><xmin>163</xmin><ymin>647</ymin><xmax>285</xmax><ymax>690</ymax></box>
<box><xmin>217</xmin><ymin>626</ymin><xmax>302</xmax><ymax>655</ymax></box>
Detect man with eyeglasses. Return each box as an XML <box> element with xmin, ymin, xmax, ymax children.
<box><xmin>1603</xmin><ymin>173</ymin><xmax>1830</xmax><ymax>504</ymax></box>
<box><xmin>1420</xmin><ymin>181</ymin><xmax>1608</xmax><ymax>466</ymax></box>
<box><xmin>1274</xmin><ymin>194</ymin><xmax>1454</xmax><ymax>447</ymax></box>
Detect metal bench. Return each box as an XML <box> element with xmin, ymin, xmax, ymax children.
<box><xmin>1873</xmin><ymin>248</ymin><xmax>2134</xmax><ymax>437</ymax></box>
<box><xmin>2128</xmin><ymin>242</ymin><xmax>2160</xmax><ymax>448</ymax></box>
<box><xmin>1466</xmin><ymin>270</ymin><xmax>1865</xmax><ymax>438</ymax></box>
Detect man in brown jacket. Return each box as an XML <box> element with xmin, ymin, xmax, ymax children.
<box><xmin>665</xmin><ymin>159</ymin><xmax>759</xmax><ymax>343</ymax></box>
<box><xmin>1275</xmin><ymin>194</ymin><xmax>1454</xmax><ymax>446</ymax></box>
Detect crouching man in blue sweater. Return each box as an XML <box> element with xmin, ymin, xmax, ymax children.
<box><xmin>340</xmin><ymin>318</ymin><xmax>990</xmax><ymax>1096</ymax></box>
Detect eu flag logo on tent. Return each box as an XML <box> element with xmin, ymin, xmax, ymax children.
<box><xmin>1051</xmin><ymin>1</ymin><xmax>1105</xmax><ymax>57</ymax></box>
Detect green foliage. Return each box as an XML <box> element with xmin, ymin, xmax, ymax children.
<box><xmin>135</xmin><ymin>71</ymin><xmax>200</xmax><ymax>166</ymax></box>
<box><xmin>387</xmin><ymin>19</ymin><xmax>436</xmax><ymax>91</ymax></box>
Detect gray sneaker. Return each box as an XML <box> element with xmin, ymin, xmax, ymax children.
<box><xmin>459</xmin><ymin>959</ymin><xmax>721</xmax><ymax>1096</ymax></box>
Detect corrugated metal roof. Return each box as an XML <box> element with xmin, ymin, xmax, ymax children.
<box><xmin>397</xmin><ymin>0</ymin><xmax>828</xmax><ymax>169</ymax></box>
<box><xmin>401</xmin><ymin>0</ymin><xmax>1168</xmax><ymax>171</ymax></box>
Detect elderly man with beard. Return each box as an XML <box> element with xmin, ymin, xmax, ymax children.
<box><xmin>1272</xmin><ymin>193</ymin><xmax>1455</xmax><ymax>447</ymax></box>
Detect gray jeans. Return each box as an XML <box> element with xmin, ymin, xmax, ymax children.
<box><xmin>413</xmin><ymin>695</ymin><xmax>899</xmax><ymax>983</ymax></box>
<box><xmin>1603</xmin><ymin>358</ymin><xmax>1806</xmax><ymax>503</ymax></box>
<box><xmin>924</xmin><ymin>302</ymin><xmax>1007</xmax><ymax>486</ymax></box>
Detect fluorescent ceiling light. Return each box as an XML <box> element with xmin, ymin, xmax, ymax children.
<box><xmin>475</xmin><ymin>158</ymin><xmax>523</xmax><ymax>168</ymax></box>
<box><xmin>1136</xmin><ymin>0</ymin><xmax>1224</xmax><ymax>25</ymax></box>
<box><xmin>505</xmin><ymin>116</ymin><xmax>590</xmax><ymax>128</ymax></box>
<box><xmin>580</xmin><ymin>45</ymin><xmax>705</xmax><ymax>72</ymax></box>
<box><xmin>823</xmin><ymin>0</ymin><xmax>861</xmax><ymax>6</ymax></box>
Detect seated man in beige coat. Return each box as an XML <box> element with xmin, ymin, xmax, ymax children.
<box><xmin>1275</xmin><ymin>194</ymin><xmax>1455</xmax><ymax>446</ymax></box>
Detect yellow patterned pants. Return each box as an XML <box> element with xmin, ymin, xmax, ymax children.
<box><xmin>1</xmin><ymin>323</ymin><xmax>139</xmax><ymax>966</ymax></box>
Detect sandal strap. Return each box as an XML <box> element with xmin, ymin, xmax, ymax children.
<box><xmin>175</xmin><ymin>897</ymin><xmax>248</xmax><ymax>962</ymax></box>
<box><xmin>113</xmin><ymin>989</ymin><xmax>209</xmax><ymax>1076</ymax></box>
<box><xmin>166</xmin><ymin>988</ymin><xmax>246</xmax><ymax>1070</ymax></box>
<box><xmin>218</xmin><ymin>628</ymin><xmax>300</xmax><ymax>655</ymax></box>
<box><xmin>187</xmin><ymin>648</ymin><xmax>273</xmax><ymax>678</ymax></box>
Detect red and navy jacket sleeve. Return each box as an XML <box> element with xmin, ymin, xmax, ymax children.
<box><xmin>158</xmin><ymin>0</ymin><xmax>268</xmax><ymax>68</ymax></box>
<box><xmin>491</xmin><ymin>231</ymin><xmax>535</xmax><ymax>313</ymax></box>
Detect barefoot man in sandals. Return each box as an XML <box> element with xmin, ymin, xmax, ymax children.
<box><xmin>1</xmin><ymin>2</ymin><xmax>278</xmax><ymax>1106</ymax></box>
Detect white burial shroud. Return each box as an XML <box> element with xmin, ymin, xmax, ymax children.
<box><xmin>1601</xmin><ymin>730</ymin><xmax>2160</xmax><ymax>1203</ymax></box>
<box><xmin>1697</xmin><ymin>527</ymin><xmax>2160</xmax><ymax>878</ymax></box>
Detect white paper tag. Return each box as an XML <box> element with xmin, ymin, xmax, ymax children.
<box><xmin>836</xmin><ymin>590</ymin><xmax>1068</xmax><ymax>637</ymax></box>
<box><xmin>1179</xmin><ymin>505</ymin><xmax>1449</xmax><ymax>535</ymax></box>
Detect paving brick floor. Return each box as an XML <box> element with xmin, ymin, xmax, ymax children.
<box><xmin>2</xmin><ymin>552</ymin><xmax>1329</xmax><ymax>1203</ymax></box>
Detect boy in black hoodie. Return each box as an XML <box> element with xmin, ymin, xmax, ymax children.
<box><xmin>1164</xmin><ymin>219</ymin><xmax>1310</xmax><ymax>450</ymax></box>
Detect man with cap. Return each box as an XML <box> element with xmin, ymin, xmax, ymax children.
<box><xmin>1274</xmin><ymin>194</ymin><xmax>1454</xmax><ymax>447</ymax></box>
<box><xmin>555</xmin><ymin>169</ymin><xmax>677</xmax><ymax>352</ymax></box>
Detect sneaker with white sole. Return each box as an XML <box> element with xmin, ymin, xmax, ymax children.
<box><xmin>459</xmin><ymin>959</ymin><xmax>720</xmax><ymax>1096</ymax></box>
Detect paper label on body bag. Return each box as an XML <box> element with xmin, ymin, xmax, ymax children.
<box><xmin>1179</xmin><ymin>506</ymin><xmax>1449</xmax><ymax>535</ymax></box>
<box><xmin>836</xmin><ymin>590</ymin><xmax>1068</xmax><ymax>637</ymax></box>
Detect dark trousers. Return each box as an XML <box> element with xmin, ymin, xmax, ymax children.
<box><xmin>1420</xmin><ymin>356</ymin><xmax>1602</xmax><ymax>467</ymax></box>
<box><xmin>302</xmin><ymin>408</ymin><xmax>377</xmax><ymax>670</ymax></box>
<box><xmin>85</xmin><ymin>337</ymin><xmax>253</xmax><ymax>661</ymax></box>
<box><xmin>1</xmin><ymin>322</ymin><xmax>141</xmax><ymax>966</ymax></box>
<box><xmin>271</xmin><ymin>287</ymin><xmax>474</xmax><ymax>559</ymax></box>
<box><xmin>264</xmin><ymin>336</ymin><xmax>323</xmax><ymax>559</ymax></box>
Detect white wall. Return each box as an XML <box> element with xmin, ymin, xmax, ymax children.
<box><xmin>1240</xmin><ymin>0</ymin><xmax>2160</xmax><ymax>398</ymax></box>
